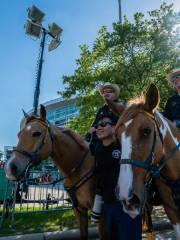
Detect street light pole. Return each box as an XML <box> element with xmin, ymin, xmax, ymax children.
<box><xmin>25</xmin><ymin>5</ymin><xmax>62</xmax><ymax>115</ymax></box>
<box><xmin>118</xmin><ymin>0</ymin><xmax>122</xmax><ymax>23</ymax></box>
<box><xmin>33</xmin><ymin>28</ymin><xmax>46</xmax><ymax>115</ymax></box>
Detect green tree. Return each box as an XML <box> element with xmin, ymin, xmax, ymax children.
<box><xmin>61</xmin><ymin>3</ymin><xmax>180</xmax><ymax>136</ymax></box>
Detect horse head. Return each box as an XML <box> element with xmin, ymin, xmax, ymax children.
<box><xmin>5</xmin><ymin>105</ymin><xmax>53</xmax><ymax>181</ymax></box>
<box><xmin>115</xmin><ymin>84</ymin><xmax>168</xmax><ymax>218</ymax></box>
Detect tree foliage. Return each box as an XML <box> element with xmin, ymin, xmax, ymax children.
<box><xmin>61</xmin><ymin>3</ymin><xmax>180</xmax><ymax>135</ymax></box>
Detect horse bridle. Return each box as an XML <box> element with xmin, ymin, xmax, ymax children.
<box><xmin>118</xmin><ymin>111</ymin><xmax>180</xmax><ymax>212</ymax></box>
<box><xmin>13</xmin><ymin>118</ymin><xmax>90</xmax><ymax>182</ymax></box>
<box><xmin>13</xmin><ymin>119</ymin><xmax>52</xmax><ymax>177</ymax></box>
<box><xmin>119</xmin><ymin>111</ymin><xmax>180</xmax><ymax>180</ymax></box>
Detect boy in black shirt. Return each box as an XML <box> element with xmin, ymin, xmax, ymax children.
<box><xmin>90</xmin><ymin>114</ymin><xmax>142</xmax><ymax>240</ymax></box>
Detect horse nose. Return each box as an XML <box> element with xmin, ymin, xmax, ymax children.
<box><xmin>10</xmin><ymin>162</ymin><xmax>18</xmax><ymax>174</ymax></box>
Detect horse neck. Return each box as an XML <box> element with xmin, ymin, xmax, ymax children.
<box><xmin>50</xmin><ymin>126</ymin><xmax>88</xmax><ymax>176</ymax></box>
<box><xmin>155</xmin><ymin>111</ymin><xmax>180</xmax><ymax>179</ymax></box>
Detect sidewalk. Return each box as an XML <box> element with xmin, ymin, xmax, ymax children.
<box><xmin>0</xmin><ymin>228</ymin><xmax>98</xmax><ymax>240</ymax></box>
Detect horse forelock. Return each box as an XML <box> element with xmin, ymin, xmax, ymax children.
<box><xmin>25</xmin><ymin>115</ymin><xmax>46</xmax><ymax>125</ymax></box>
<box><xmin>19</xmin><ymin>115</ymin><xmax>48</xmax><ymax>136</ymax></box>
<box><xmin>116</xmin><ymin>93</ymin><xmax>147</xmax><ymax>127</ymax></box>
<box><xmin>116</xmin><ymin>103</ymin><xmax>145</xmax><ymax>131</ymax></box>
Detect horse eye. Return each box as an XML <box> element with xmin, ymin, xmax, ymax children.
<box><xmin>141</xmin><ymin>128</ymin><xmax>151</xmax><ymax>138</ymax></box>
<box><xmin>32</xmin><ymin>131</ymin><xmax>41</xmax><ymax>137</ymax></box>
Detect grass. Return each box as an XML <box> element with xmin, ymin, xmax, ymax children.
<box><xmin>0</xmin><ymin>208</ymin><xmax>78</xmax><ymax>237</ymax></box>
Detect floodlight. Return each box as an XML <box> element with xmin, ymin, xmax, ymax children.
<box><xmin>48</xmin><ymin>23</ymin><xmax>63</xmax><ymax>38</ymax></box>
<box><xmin>28</xmin><ymin>5</ymin><xmax>45</xmax><ymax>23</ymax></box>
<box><xmin>25</xmin><ymin>20</ymin><xmax>42</xmax><ymax>38</ymax></box>
<box><xmin>48</xmin><ymin>37</ymin><xmax>61</xmax><ymax>52</ymax></box>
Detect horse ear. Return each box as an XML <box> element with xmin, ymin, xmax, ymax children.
<box><xmin>40</xmin><ymin>105</ymin><xmax>46</xmax><ymax>120</ymax></box>
<box><xmin>22</xmin><ymin>109</ymin><xmax>30</xmax><ymax>119</ymax></box>
<box><xmin>144</xmin><ymin>84</ymin><xmax>160</xmax><ymax>112</ymax></box>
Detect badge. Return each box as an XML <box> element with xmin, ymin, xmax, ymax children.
<box><xmin>112</xmin><ymin>150</ymin><xmax>121</xmax><ymax>159</ymax></box>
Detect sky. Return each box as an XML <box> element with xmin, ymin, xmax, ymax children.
<box><xmin>0</xmin><ymin>0</ymin><xmax>180</xmax><ymax>152</ymax></box>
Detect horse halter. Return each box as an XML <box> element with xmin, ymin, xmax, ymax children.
<box><xmin>13</xmin><ymin>118</ymin><xmax>52</xmax><ymax>177</ymax></box>
<box><xmin>119</xmin><ymin>111</ymin><xmax>180</xmax><ymax>178</ymax></box>
<box><xmin>119</xmin><ymin>111</ymin><xmax>158</xmax><ymax>176</ymax></box>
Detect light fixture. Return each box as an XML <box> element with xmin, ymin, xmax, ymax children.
<box><xmin>48</xmin><ymin>23</ymin><xmax>63</xmax><ymax>52</ymax></box>
<box><xmin>28</xmin><ymin>5</ymin><xmax>45</xmax><ymax>23</ymax></box>
<box><xmin>48</xmin><ymin>37</ymin><xmax>61</xmax><ymax>51</ymax></box>
<box><xmin>48</xmin><ymin>23</ymin><xmax>63</xmax><ymax>38</ymax></box>
<box><xmin>25</xmin><ymin>20</ymin><xmax>42</xmax><ymax>38</ymax></box>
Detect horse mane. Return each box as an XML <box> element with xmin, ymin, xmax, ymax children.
<box><xmin>59</xmin><ymin>127</ymin><xmax>89</xmax><ymax>150</ymax></box>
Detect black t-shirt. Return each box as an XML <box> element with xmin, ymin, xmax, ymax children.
<box><xmin>164</xmin><ymin>94</ymin><xmax>180</xmax><ymax>122</ymax></box>
<box><xmin>91</xmin><ymin>141</ymin><xmax>121</xmax><ymax>203</ymax></box>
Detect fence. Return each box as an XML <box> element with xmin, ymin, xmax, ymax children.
<box><xmin>0</xmin><ymin>169</ymin><xmax>175</xmax><ymax>239</ymax></box>
<box><xmin>0</xmin><ymin>169</ymin><xmax>71</xmax><ymax>228</ymax></box>
<box><xmin>0</xmin><ymin>169</ymin><xmax>13</xmax><ymax>202</ymax></box>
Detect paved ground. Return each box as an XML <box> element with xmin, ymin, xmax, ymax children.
<box><xmin>142</xmin><ymin>206</ymin><xmax>176</xmax><ymax>240</ymax></box>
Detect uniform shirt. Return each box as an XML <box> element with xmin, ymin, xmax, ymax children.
<box><xmin>90</xmin><ymin>141</ymin><xmax>121</xmax><ymax>203</ymax></box>
<box><xmin>164</xmin><ymin>94</ymin><xmax>180</xmax><ymax>127</ymax></box>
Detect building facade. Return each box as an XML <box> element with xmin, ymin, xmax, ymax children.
<box><xmin>44</xmin><ymin>97</ymin><xmax>79</xmax><ymax>127</ymax></box>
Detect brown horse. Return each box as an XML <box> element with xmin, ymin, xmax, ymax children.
<box><xmin>113</xmin><ymin>84</ymin><xmax>180</xmax><ymax>239</ymax></box>
<box><xmin>4</xmin><ymin>105</ymin><xmax>105</xmax><ymax>240</ymax></box>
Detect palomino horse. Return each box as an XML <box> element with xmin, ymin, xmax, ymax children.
<box><xmin>4</xmin><ymin>105</ymin><xmax>105</xmax><ymax>240</ymax></box>
<box><xmin>113</xmin><ymin>84</ymin><xmax>180</xmax><ymax>239</ymax></box>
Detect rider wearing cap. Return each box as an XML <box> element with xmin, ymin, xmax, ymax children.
<box><xmin>93</xmin><ymin>82</ymin><xmax>124</xmax><ymax>126</ymax></box>
<box><xmin>164</xmin><ymin>69</ymin><xmax>180</xmax><ymax>128</ymax></box>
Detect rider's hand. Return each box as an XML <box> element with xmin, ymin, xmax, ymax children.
<box><xmin>88</xmin><ymin>127</ymin><xmax>96</xmax><ymax>134</ymax></box>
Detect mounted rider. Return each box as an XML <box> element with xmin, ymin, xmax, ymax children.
<box><xmin>85</xmin><ymin>82</ymin><xmax>125</xmax><ymax>145</ymax></box>
<box><xmin>164</xmin><ymin>68</ymin><xmax>180</xmax><ymax>128</ymax></box>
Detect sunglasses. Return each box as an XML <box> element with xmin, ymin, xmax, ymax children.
<box><xmin>102</xmin><ymin>89</ymin><xmax>114</xmax><ymax>94</ymax></box>
<box><xmin>95</xmin><ymin>121</ymin><xmax>113</xmax><ymax>129</ymax></box>
<box><xmin>172</xmin><ymin>75</ymin><xmax>180</xmax><ymax>81</ymax></box>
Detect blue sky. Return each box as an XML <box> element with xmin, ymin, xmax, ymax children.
<box><xmin>0</xmin><ymin>0</ymin><xmax>180</xmax><ymax>151</ymax></box>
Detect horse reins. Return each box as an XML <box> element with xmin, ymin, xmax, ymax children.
<box><xmin>14</xmin><ymin>118</ymin><xmax>94</xmax><ymax>199</ymax></box>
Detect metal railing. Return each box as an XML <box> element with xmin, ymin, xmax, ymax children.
<box><xmin>0</xmin><ymin>170</ymin><xmax>71</xmax><ymax>228</ymax></box>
